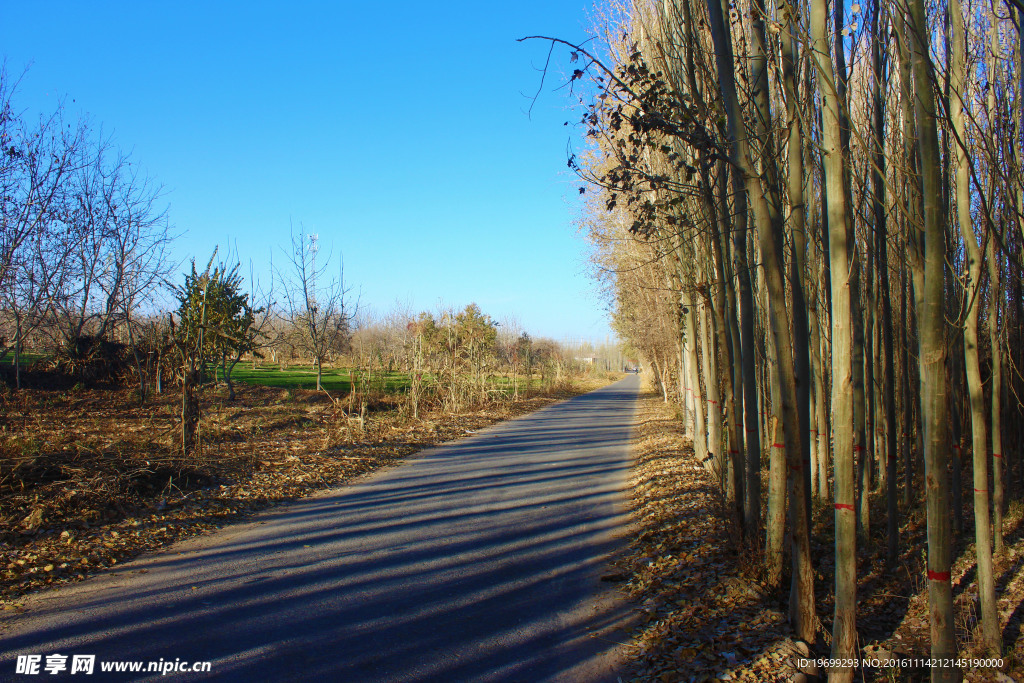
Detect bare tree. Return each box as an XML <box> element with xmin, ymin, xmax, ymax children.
<box><xmin>0</xmin><ymin>69</ymin><xmax>172</xmax><ymax>394</ymax></box>
<box><xmin>0</xmin><ymin>68</ymin><xmax>84</xmax><ymax>385</ymax></box>
<box><xmin>275</xmin><ymin>226</ymin><xmax>357</xmax><ymax>392</ymax></box>
<box><xmin>46</xmin><ymin>141</ymin><xmax>174</xmax><ymax>351</ymax></box>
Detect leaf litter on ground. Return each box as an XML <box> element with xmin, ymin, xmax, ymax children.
<box><xmin>617</xmin><ymin>392</ymin><xmax>1024</xmax><ymax>682</ymax></box>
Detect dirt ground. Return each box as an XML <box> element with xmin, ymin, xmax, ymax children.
<box><xmin>616</xmin><ymin>392</ymin><xmax>1021</xmax><ymax>683</ymax></box>
<box><xmin>0</xmin><ymin>378</ymin><xmax>605</xmax><ymax>606</ymax></box>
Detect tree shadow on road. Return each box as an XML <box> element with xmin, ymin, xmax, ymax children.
<box><xmin>0</xmin><ymin>378</ymin><xmax>645</xmax><ymax>682</ymax></box>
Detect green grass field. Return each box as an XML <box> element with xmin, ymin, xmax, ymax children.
<box><xmin>5</xmin><ymin>351</ymin><xmax>47</xmax><ymax>366</ymax></box>
<box><xmin>228</xmin><ymin>364</ymin><xmax>411</xmax><ymax>393</ymax></box>
<box><xmin>4</xmin><ymin>352</ymin><xmax>549</xmax><ymax>397</ymax></box>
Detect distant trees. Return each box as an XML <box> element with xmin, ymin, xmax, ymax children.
<box><xmin>0</xmin><ymin>68</ymin><xmax>620</xmax><ymax>473</ymax></box>
<box><xmin>339</xmin><ymin>304</ymin><xmax>610</xmax><ymax>416</ymax></box>
<box><xmin>499</xmin><ymin>326</ymin><xmax>534</xmax><ymax>400</ymax></box>
<box><xmin>455</xmin><ymin>303</ymin><xmax>498</xmax><ymax>403</ymax></box>
<box><xmin>408</xmin><ymin>304</ymin><xmax>499</xmax><ymax>411</ymax></box>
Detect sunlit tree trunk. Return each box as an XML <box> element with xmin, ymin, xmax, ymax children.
<box><xmin>988</xmin><ymin>248</ymin><xmax>1003</xmax><ymax>557</ymax></box>
<box><xmin>811</xmin><ymin>273</ymin><xmax>830</xmax><ymax>503</ymax></box>
<box><xmin>812</xmin><ymin>233</ymin><xmax>831</xmax><ymax>502</ymax></box>
<box><xmin>950</xmin><ymin>0</ymin><xmax>999</xmax><ymax>653</ymax></box>
<box><xmin>763</xmin><ymin>280</ymin><xmax>787</xmax><ymax>587</ymax></box>
<box><xmin>907</xmin><ymin>0</ymin><xmax>958</xmax><ymax>673</ymax></box>
<box><xmin>700</xmin><ymin>295</ymin><xmax>723</xmax><ymax>479</ymax></box>
<box><xmin>703</xmin><ymin>158</ymin><xmax>746</xmax><ymax>523</ymax></box>
<box><xmin>747</xmin><ymin>2</ymin><xmax>790</xmax><ymax>588</ymax></box>
<box><xmin>985</xmin><ymin>5</ymin><xmax>1005</xmax><ymax>558</ymax></box>
<box><xmin>869</xmin><ymin>0</ymin><xmax>899</xmax><ymax>563</ymax></box>
<box><xmin>695</xmin><ymin>0</ymin><xmax>762</xmax><ymax>541</ymax></box>
<box><xmin>809</xmin><ymin>0</ymin><xmax>856</xmax><ymax>672</ymax></box>
<box><xmin>685</xmin><ymin>291</ymin><xmax>709</xmax><ymax>468</ymax></box>
<box><xmin>894</xmin><ymin>0</ymin><xmax>922</xmax><ymax>509</ymax></box>
<box><xmin>706</xmin><ymin>0</ymin><xmax>813</xmax><ymax>641</ymax></box>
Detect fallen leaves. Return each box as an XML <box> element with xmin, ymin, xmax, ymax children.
<box><xmin>620</xmin><ymin>393</ymin><xmax>1024</xmax><ymax>682</ymax></box>
<box><xmin>617</xmin><ymin>394</ymin><xmax>796</xmax><ymax>683</ymax></box>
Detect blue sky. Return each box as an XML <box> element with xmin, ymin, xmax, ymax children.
<box><xmin>0</xmin><ymin>1</ymin><xmax>612</xmax><ymax>342</ymax></box>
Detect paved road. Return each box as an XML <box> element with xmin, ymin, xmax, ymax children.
<box><xmin>1</xmin><ymin>375</ymin><xmax>641</xmax><ymax>682</ymax></box>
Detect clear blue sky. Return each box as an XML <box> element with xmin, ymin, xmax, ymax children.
<box><xmin>0</xmin><ymin>1</ymin><xmax>613</xmax><ymax>342</ymax></box>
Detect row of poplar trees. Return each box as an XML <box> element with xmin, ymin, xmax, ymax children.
<box><xmin>530</xmin><ymin>0</ymin><xmax>1024</xmax><ymax>677</ymax></box>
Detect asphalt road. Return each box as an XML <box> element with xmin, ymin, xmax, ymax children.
<box><xmin>1</xmin><ymin>375</ymin><xmax>641</xmax><ymax>682</ymax></box>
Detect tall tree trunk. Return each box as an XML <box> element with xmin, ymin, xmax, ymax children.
<box><xmin>986</xmin><ymin>4</ymin><xmax>1005</xmax><ymax>558</ymax></box>
<box><xmin>809</xmin><ymin>302</ymin><xmax>821</xmax><ymax>500</ymax></box>
<box><xmin>705</xmin><ymin>0</ymin><xmax>814</xmax><ymax>642</ymax></box>
<box><xmin>685</xmin><ymin>293</ymin><xmax>709</xmax><ymax>469</ymax></box>
<box><xmin>991</xmin><ymin>233</ymin><xmax>1007</xmax><ymax>557</ymax></box>
<box><xmin>1015</xmin><ymin>6</ymin><xmax>1023</xmax><ymax>497</ymax></box>
<box><xmin>705</xmin><ymin>6</ymin><xmax>761</xmax><ymax>543</ymax></box>
<box><xmin>763</xmin><ymin>283</ymin><xmax>787</xmax><ymax>588</ymax></box>
<box><xmin>989</xmin><ymin>237</ymin><xmax>1004</xmax><ymax>557</ymax></box>
<box><xmin>810</xmin><ymin>0</ymin><xmax>857</xmax><ymax>672</ymax></box>
<box><xmin>950</xmin><ymin>0</ymin><xmax>1000</xmax><ymax>653</ymax></box>
<box><xmin>895</xmin><ymin>0</ymin><xmax>922</xmax><ymax>509</ymax></box>
<box><xmin>700</xmin><ymin>297</ymin><xmax>723</xmax><ymax>479</ymax></box>
<box><xmin>811</xmin><ymin>231</ymin><xmax>831</xmax><ymax>503</ymax></box>
<box><xmin>871</xmin><ymin>0</ymin><xmax>899</xmax><ymax>563</ymax></box>
<box><xmin>901</xmin><ymin>261</ymin><xmax>915</xmax><ymax>507</ymax></box>
<box><xmin>859</xmin><ymin>240</ymin><xmax>873</xmax><ymax>542</ymax></box>
<box><xmin>951</xmin><ymin>379</ymin><xmax>965</xmax><ymax>536</ymax></box>
<box><xmin>873</xmin><ymin>291</ymin><xmax>885</xmax><ymax>496</ymax></box>
<box><xmin>813</xmin><ymin>283</ymin><xmax>831</xmax><ymax>502</ymax></box>
<box><xmin>907</xmin><ymin>0</ymin><xmax>958</xmax><ymax>673</ymax></box>
<box><xmin>736</xmin><ymin>168</ymin><xmax>761</xmax><ymax>540</ymax></box>
<box><xmin>704</xmin><ymin>157</ymin><xmax>746</xmax><ymax>526</ymax></box>
<box><xmin>780</xmin><ymin>0</ymin><xmax>814</xmax><ymax>569</ymax></box>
